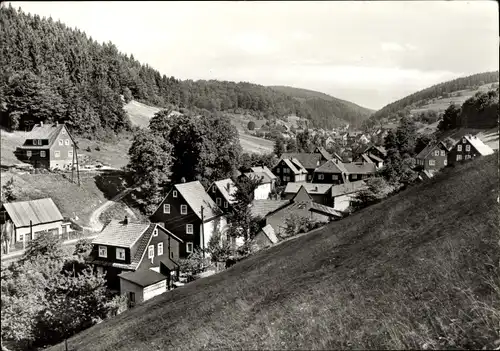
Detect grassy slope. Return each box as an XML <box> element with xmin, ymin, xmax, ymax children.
<box><xmin>410</xmin><ymin>82</ymin><xmax>499</xmax><ymax>115</ymax></box>
<box><xmin>57</xmin><ymin>155</ymin><xmax>499</xmax><ymax>351</ymax></box>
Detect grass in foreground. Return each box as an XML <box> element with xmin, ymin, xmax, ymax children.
<box><xmin>52</xmin><ymin>155</ymin><xmax>500</xmax><ymax>351</ymax></box>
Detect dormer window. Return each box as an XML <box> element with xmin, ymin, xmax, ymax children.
<box><xmin>173</xmin><ymin>190</ymin><xmax>178</xmax><ymax>198</ymax></box>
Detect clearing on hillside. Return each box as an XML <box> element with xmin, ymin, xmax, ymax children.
<box><xmin>54</xmin><ymin>155</ymin><xmax>499</xmax><ymax>351</ymax></box>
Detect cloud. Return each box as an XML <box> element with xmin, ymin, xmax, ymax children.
<box><xmin>229</xmin><ymin>31</ymin><xmax>278</xmax><ymax>55</ymax></box>
<box><xmin>381</xmin><ymin>42</ymin><xmax>406</xmax><ymax>52</ymax></box>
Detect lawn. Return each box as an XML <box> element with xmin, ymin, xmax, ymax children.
<box><xmin>53</xmin><ymin>155</ymin><xmax>499</xmax><ymax>351</ymax></box>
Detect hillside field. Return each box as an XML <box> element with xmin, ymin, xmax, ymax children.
<box><xmin>410</xmin><ymin>82</ymin><xmax>499</xmax><ymax>115</ymax></box>
<box><xmin>53</xmin><ymin>155</ymin><xmax>499</xmax><ymax>351</ymax></box>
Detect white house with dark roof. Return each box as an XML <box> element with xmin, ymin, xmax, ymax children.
<box><xmin>151</xmin><ymin>180</ymin><xmax>227</xmax><ymax>258</ymax></box>
<box><xmin>244</xmin><ymin>171</ymin><xmax>274</xmax><ymax>200</ymax></box>
<box><xmin>88</xmin><ymin>218</ymin><xmax>183</xmax><ymax>291</ymax></box>
<box><xmin>15</xmin><ymin>122</ymin><xmax>78</xmax><ymax>170</ymax></box>
<box><xmin>0</xmin><ymin>198</ymin><xmax>72</xmax><ymax>243</ymax></box>
<box><xmin>251</xmin><ymin>166</ymin><xmax>277</xmax><ymax>189</ymax></box>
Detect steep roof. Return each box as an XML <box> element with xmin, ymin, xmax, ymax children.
<box><xmin>465</xmin><ymin>135</ymin><xmax>494</xmax><ymax>156</ymax></box>
<box><xmin>92</xmin><ymin>220</ymin><xmax>151</xmax><ymax>248</ymax></box>
<box><xmin>260</xmin><ymin>224</ymin><xmax>278</xmax><ymax>244</ymax></box>
<box><xmin>250</xmin><ymin>199</ymin><xmax>290</xmax><ymax>218</ymax></box>
<box><xmin>343</xmin><ymin>162</ymin><xmax>377</xmax><ymax>175</ymax></box>
<box><xmin>281</xmin><ymin>153</ymin><xmax>323</xmax><ymax>169</ymax></box>
<box><xmin>251</xmin><ymin>166</ymin><xmax>277</xmax><ymax>180</ymax></box>
<box><xmin>118</xmin><ymin>269</ymin><xmax>167</xmax><ymax>288</ymax></box>
<box><xmin>364</xmin><ymin>145</ymin><xmax>387</xmax><ymax>157</ymax></box>
<box><xmin>284</xmin><ymin>183</ymin><xmax>333</xmax><ymax>195</ymax></box>
<box><xmin>213</xmin><ymin>178</ymin><xmax>237</xmax><ymax>204</ymax></box>
<box><xmin>292</xmin><ymin>186</ymin><xmax>313</xmax><ymax>202</ymax></box>
<box><xmin>281</xmin><ymin>158</ymin><xmax>308</xmax><ymax>175</ymax></box>
<box><xmin>19</xmin><ymin>123</ymin><xmax>77</xmax><ymax>149</ymax></box>
<box><xmin>360</xmin><ymin>154</ymin><xmax>374</xmax><ymax>163</ymax></box>
<box><xmin>314</xmin><ymin>159</ymin><xmax>348</xmax><ymax>174</ymax></box>
<box><xmin>315</xmin><ymin>147</ymin><xmax>332</xmax><ymax>160</ymax></box>
<box><xmin>175</xmin><ymin>181</ymin><xmax>222</xmax><ymax>221</ymax></box>
<box><xmin>330</xmin><ymin>180</ymin><xmax>368</xmax><ymax>197</ymax></box>
<box><xmin>309</xmin><ymin>202</ymin><xmax>343</xmax><ymax>217</ymax></box>
<box><xmin>367</xmin><ymin>153</ymin><xmax>383</xmax><ymax>163</ymax></box>
<box><xmin>2</xmin><ymin>198</ymin><xmax>64</xmax><ymax>228</ymax></box>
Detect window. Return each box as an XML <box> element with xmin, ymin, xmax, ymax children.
<box><xmin>465</xmin><ymin>155</ymin><xmax>471</xmax><ymax>160</ymax></box>
<box><xmin>55</xmin><ymin>151</ymin><xmax>60</xmax><ymax>158</ymax></box>
<box><xmin>224</xmin><ymin>201</ymin><xmax>228</xmax><ymax>208</ymax></box>
<box><xmin>216</xmin><ymin>198</ymin><xmax>222</xmax><ymax>206</ymax></box>
<box><xmin>158</xmin><ymin>242</ymin><xmax>163</xmax><ymax>256</ymax></box>
<box><xmin>173</xmin><ymin>190</ymin><xmax>178</xmax><ymax>198</ymax></box>
<box><xmin>444</xmin><ymin>159</ymin><xmax>448</xmax><ymax>166</ymax></box>
<box><xmin>180</xmin><ymin>205</ymin><xmax>187</xmax><ymax>215</ymax></box>
<box><xmin>59</xmin><ymin>139</ymin><xmax>63</xmax><ymax>146</ymax></box>
<box><xmin>98</xmin><ymin>245</ymin><xmax>107</xmax><ymax>258</ymax></box>
<box><xmin>318</xmin><ymin>174</ymin><xmax>324</xmax><ymax>180</ymax></box>
<box><xmin>153</xmin><ymin>228</ymin><xmax>158</xmax><ymax>237</ymax></box>
<box><xmin>186</xmin><ymin>242</ymin><xmax>193</xmax><ymax>253</ymax></box>
<box><xmin>186</xmin><ymin>224</ymin><xmax>193</xmax><ymax>234</ymax></box>
<box><xmin>465</xmin><ymin>145</ymin><xmax>471</xmax><ymax>152</ymax></box>
<box><xmin>457</xmin><ymin>145</ymin><xmax>462</xmax><ymax>152</ymax></box>
<box><xmin>26</xmin><ymin>151</ymin><xmax>32</xmax><ymax>157</ymax></box>
<box><xmin>276</xmin><ymin>168</ymin><xmax>281</xmax><ymax>173</ymax></box>
<box><xmin>429</xmin><ymin>159</ymin><xmax>435</xmax><ymax>166</ymax></box>
<box><xmin>352</xmin><ymin>174</ymin><xmax>358</xmax><ymax>180</ymax></box>
<box><xmin>163</xmin><ymin>204</ymin><xmax>170</xmax><ymax>214</ymax></box>
<box><xmin>40</xmin><ymin>151</ymin><xmax>46</xmax><ymax>158</ymax></box>
<box><xmin>462</xmin><ymin>138</ymin><xmax>466</xmax><ymax>143</ymax></box>
<box><xmin>332</xmin><ymin>174</ymin><xmax>338</xmax><ymax>180</ymax></box>
<box><xmin>61</xmin><ymin>129</ymin><xmax>66</xmax><ymax>135</ymax></box>
<box><xmin>148</xmin><ymin>245</ymin><xmax>154</xmax><ymax>259</ymax></box>
<box><xmin>212</xmin><ymin>186</ymin><xmax>216</xmax><ymax>193</ymax></box>
<box><xmin>116</xmin><ymin>248</ymin><xmax>125</xmax><ymax>260</ymax></box>
<box><xmin>440</xmin><ymin>150</ymin><xmax>445</xmax><ymax>156</ymax></box>
<box><xmin>284</xmin><ymin>168</ymin><xmax>289</xmax><ymax>174</ymax></box>
<box><xmin>456</xmin><ymin>155</ymin><xmax>462</xmax><ymax>161</ymax></box>
<box><xmin>68</xmin><ymin>150</ymin><xmax>73</xmax><ymax>158</ymax></box>
<box><xmin>65</xmin><ymin>139</ymin><xmax>70</xmax><ymax>146</ymax></box>
<box><xmin>434</xmin><ymin>150</ymin><xmax>439</xmax><ymax>156</ymax></box>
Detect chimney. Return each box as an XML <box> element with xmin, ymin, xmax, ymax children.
<box><xmin>123</xmin><ymin>216</ymin><xmax>128</xmax><ymax>225</ymax></box>
<box><xmin>40</xmin><ymin>121</ymin><xmax>43</xmax><ymax>127</ymax></box>
<box><xmin>181</xmin><ymin>177</ymin><xmax>186</xmax><ymax>183</ymax></box>
<box><xmin>55</xmin><ymin>121</ymin><xmax>58</xmax><ymax>126</ymax></box>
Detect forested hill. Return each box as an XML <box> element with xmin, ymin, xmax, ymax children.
<box><xmin>368</xmin><ymin>71</ymin><xmax>499</xmax><ymax>123</ymax></box>
<box><xmin>269</xmin><ymin>85</ymin><xmax>374</xmax><ymax>127</ymax></box>
<box><xmin>0</xmin><ymin>5</ymin><xmax>370</xmax><ymax>139</ymax></box>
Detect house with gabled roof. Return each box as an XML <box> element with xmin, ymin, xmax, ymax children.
<box><xmin>15</xmin><ymin>122</ymin><xmax>78</xmax><ymax>170</ymax></box>
<box><xmin>447</xmin><ymin>134</ymin><xmax>494</xmax><ymax>165</ymax></box>
<box><xmin>251</xmin><ymin>166</ymin><xmax>278</xmax><ymax>189</ymax></box>
<box><xmin>263</xmin><ymin>186</ymin><xmax>342</xmax><ymax>237</ymax></box>
<box><xmin>0</xmin><ymin>198</ymin><xmax>72</xmax><ymax>244</ymax></box>
<box><xmin>415</xmin><ymin>141</ymin><xmax>450</xmax><ymax>171</ymax></box>
<box><xmin>88</xmin><ymin>218</ymin><xmax>183</xmax><ymax>291</ymax></box>
<box><xmin>278</xmin><ymin>148</ymin><xmax>332</xmax><ymax>181</ymax></box>
<box><xmin>118</xmin><ymin>269</ymin><xmax>168</xmax><ymax>307</ymax></box>
<box><xmin>283</xmin><ymin>182</ymin><xmax>334</xmax><ymax>206</ymax></box>
<box><xmin>207</xmin><ymin>178</ymin><xmax>237</xmax><ymax>213</ymax></box>
<box><xmin>250</xmin><ymin>224</ymin><xmax>278</xmax><ymax>252</ymax></box>
<box><xmin>330</xmin><ymin>180</ymin><xmax>369</xmax><ymax>212</ymax></box>
<box><xmin>272</xmin><ymin>158</ymin><xmax>308</xmax><ymax>185</ymax></box>
<box><xmin>244</xmin><ymin>171</ymin><xmax>274</xmax><ymax>200</ymax></box>
<box><xmin>313</xmin><ymin>159</ymin><xmax>376</xmax><ymax>184</ymax></box>
<box><xmin>150</xmin><ymin>181</ymin><xmax>227</xmax><ymax>258</ymax></box>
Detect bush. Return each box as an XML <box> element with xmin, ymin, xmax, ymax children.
<box><xmin>95</xmin><ymin>146</ymin><xmax>101</xmax><ymax>152</ymax></box>
<box><xmin>247</xmin><ymin>121</ymin><xmax>256</xmax><ymax>131</ymax></box>
<box><xmin>86</xmin><ymin>146</ymin><xmax>91</xmax><ymax>152</ymax></box>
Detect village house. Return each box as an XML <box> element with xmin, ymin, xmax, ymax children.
<box><xmin>279</xmin><ymin>148</ymin><xmax>331</xmax><ymax>181</ymax></box>
<box><xmin>250</xmin><ymin>224</ymin><xmax>279</xmax><ymax>252</ymax></box>
<box><xmin>207</xmin><ymin>178</ymin><xmax>237</xmax><ymax>213</ymax></box>
<box><xmin>15</xmin><ymin>122</ymin><xmax>78</xmax><ymax>170</ymax></box>
<box><xmin>415</xmin><ymin>141</ymin><xmax>450</xmax><ymax>171</ymax></box>
<box><xmin>282</xmin><ymin>182</ymin><xmax>334</xmax><ymax>206</ymax></box>
<box><xmin>118</xmin><ymin>269</ymin><xmax>169</xmax><ymax>308</ymax></box>
<box><xmin>272</xmin><ymin>158</ymin><xmax>308</xmax><ymax>185</ymax></box>
<box><xmin>263</xmin><ymin>187</ymin><xmax>342</xmax><ymax>237</ymax></box>
<box><xmin>313</xmin><ymin>159</ymin><xmax>376</xmax><ymax>184</ymax></box>
<box><xmin>330</xmin><ymin>180</ymin><xmax>368</xmax><ymax>212</ymax></box>
<box><xmin>251</xmin><ymin>166</ymin><xmax>278</xmax><ymax>189</ymax></box>
<box><xmin>88</xmin><ymin>218</ymin><xmax>183</xmax><ymax>292</ymax></box>
<box><xmin>0</xmin><ymin>198</ymin><xmax>72</xmax><ymax>244</ymax></box>
<box><xmin>243</xmin><ymin>171</ymin><xmax>274</xmax><ymax>200</ymax></box>
<box><xmin>362</xmin><ymin>145</ymin><xmax>388</xmax><ymax>161</ymax></box>
<box><xmin>447</xmin><ymin>134</ymin><xmax>494</xmax><ymax>165</ymax></box>
<box><xmin>151</xmin><ymin>181</ymin><xmax>227</xmax><ymax>258</ymax></box>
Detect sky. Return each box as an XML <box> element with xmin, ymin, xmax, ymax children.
<box><xmin>11</xmin><ymin>1</ymin><xmax>500</xmax><ymax>110</ymax></box>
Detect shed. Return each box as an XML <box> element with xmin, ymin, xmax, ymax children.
<box><xmin>118</xmin><ymin>269</ymin><xmax>168</xmax><ymax>307</ymax></box>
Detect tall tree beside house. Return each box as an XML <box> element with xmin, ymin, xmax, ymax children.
<box><xmin>273</xmin><ymin>137</ymin><xmax>285</xmax><ymax>158</ymax></box>
<box><xmin>148</xmin><ymin>108</ymin><xmax>174</xmax><ymax>140</ymax></box>
<box><xmin>286</xmin><ymin>138</ymin><xmax>298</xmax><ymax>152</ymax></box>
<box><xmin>349</xmin><ymin>177</ymin><xmax>394</xmax><ymax>212</ymax></box>
<box><xmin>239</xmin><ymin>152</ymin><xmax>277</xmax><ymax>171</ymax></box>
<box><xmin>226</xmin><ymin>176</ymin><xmax>262</xmax><ymax>246</ymax></box>
<box><xmin>437</xmin><ymin>103</ymin><xmax>462</xmax><ymax>133</ymax></box>
<box><xmin>415</xmin><ymin>133</ymin><xmax>436</xmax><ymax>155</ymax></box>
<box><xmin>127</xmin><ymin>129</ymin><xmax>173</xmax><ymax>214</ymax></box>
<box><xmin>296</xmin><ymin>129</ymin><xmax>312</xmax><ymax>152</ymax></box>
<box><xmin>381</xmin><ymin>117</ymin><xmax>419</xmax><ymax>184</ymax></box>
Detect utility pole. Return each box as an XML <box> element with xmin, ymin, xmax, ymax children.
<box><xmin>75</xmin><ymin>143</ymin><xmax>81</xmax><ymax>187</ymax></box>
<box><xmin>71</xmin><ymin>143</ymin><xmax>75</xmax><ymax>183</ymax></box>
<box><xmin>200</xmin><ymin>206</ymin><xmax>205</xmax><ymax>259</ymax></box>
